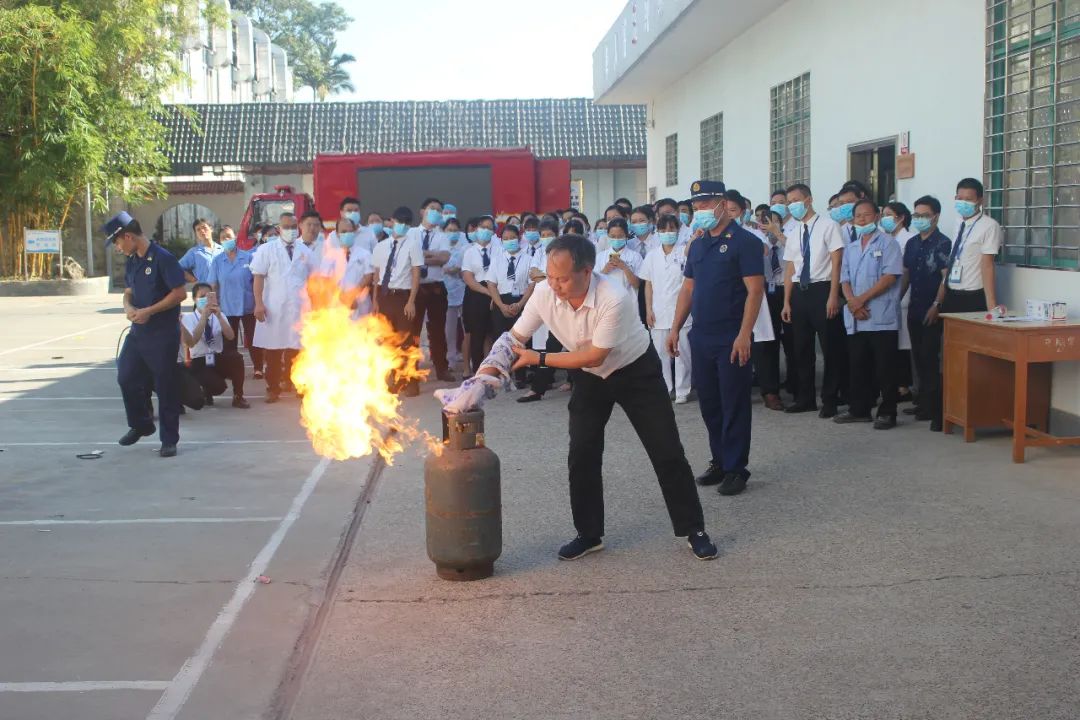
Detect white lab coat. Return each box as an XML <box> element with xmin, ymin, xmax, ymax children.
<box><xmin>894</xmin><ymin>228</ymin><xmax>915</xmax><ymax>351</ymax></box>
<box><xmin>250</xmin><ymin>239</ymin><xmax>312</xmax><ymax>350</ymax></box>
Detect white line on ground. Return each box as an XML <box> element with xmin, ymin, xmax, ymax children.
<box><xmin>0</xmin><ymin>395</ymin><xmax>272</xmax><ymax>401</ymax></box>
<box><xmin>145</xmin><ymin>457</ymin><xmax>332</xmax><ymax>720</ymax></box>
<box><xmin>0</xmin><ymin>440</ymin><xmax>309</xmax><ymax>446</ymax></box>
<box><xmin>0</xmin><ymin>681</ymin><xmax>170</xmax><ymax>693</ymax></box>
<box><xmin>0</xmin><ymin>321</ymin><xmax>126</xmax><ymax>358</ymax></box>
<box><xmin>0</xmin><ymin>517</ymin><xmax>283</xmax><ymax>527</ymax></box>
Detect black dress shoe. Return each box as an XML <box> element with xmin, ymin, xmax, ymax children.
<box><xmin>159</xmin><ymin>444</ymin><xmax>177</xmax><ymax>458</ymax></box>
<box><xmin>695</xmin><ymin>462</ymin><xmax>725</xmax><ymax>487</ymax></box>
<box><xmin>516</xmin><ymin>392</ymin><xmax>543</xmax><ymax>403</ymax></box>
<box><xmin>929</xmin><ymin>419</ymin><xmax>943</xmax><ymax>432</ymax></box>
<box><xmin>204</xmin><ymin>394</ymin><xmax>215</xmax><ymax>406</ymax></box>
<box><xmin>118</xmin><ymin>426</ymin><xmax>155</xmax><ymax>446</ymax></box>
<box><xmin>785</xmin><ymin>402</ymin><xmax>817</xmax><ymax>414</ymax></box>
<box><xmin>718</xmin><ymin>469</ymin><xmax>749</xmax><ymax>496</ymax></box>
<box><xmin>232</xmin><ymin>396</ymin><xmax>251</xmax><ymax>409</ymax></box>
<box><xmin>902</xmin><ymin>406</ymin><xmax>920</xmax><ymax>416</ymax></box>
<box><xmin>265</xmin><ymin>392</ymin><xmax>280</xmax><ymax>404</ymax></box>
<box><xmin>833</xmin><ymin>411</ymin><xmax>872</xmax><ymax>424</ymax></box>
<box><xmin>873</xmin><ymin>415</ymin><xmax>897</xmax><ymax>430</ymax></box>
<box><xmin>435</xmin><ymin>369</ymin><xmax>456</xmax><ymax>382</ymax></box>
<box><xmin>818</xmin><ymin>405</ymin><xmax>838</xmax><ymax>419</ymax></box>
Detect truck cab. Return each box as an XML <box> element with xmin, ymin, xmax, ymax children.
<box><xmin>237</xmin><ymin>185</ymin><xmax>314</xmax><ymax>250</ymax></box>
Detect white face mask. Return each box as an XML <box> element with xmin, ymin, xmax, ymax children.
<box><xmin>279</xmin><ymin>228</ymin><xmax>296</xmax><ymax>243</ymax></box>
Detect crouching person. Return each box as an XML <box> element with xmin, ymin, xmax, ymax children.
<box><xmin>179</xmin><ymin>283</ymin><xmax>249</xmax><ymax>409</ymax></box>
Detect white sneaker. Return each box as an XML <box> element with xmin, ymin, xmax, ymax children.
<box><xmin>675</xmin><ymin>396</ymin><xmax>690</xmax><ymax>404</ymax></box>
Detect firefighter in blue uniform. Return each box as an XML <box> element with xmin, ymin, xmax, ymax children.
<box><xmin>667</xmin><ymin>180</ymin><xmax>765</xmax><ymax>496</ymax></box>
<box><xmin>106</xmin><ymin>211</ymin><xmax>188</xmax><ymax>457</ymax></box>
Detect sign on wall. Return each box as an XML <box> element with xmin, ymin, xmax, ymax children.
<box><xmin>569</xmin><ymin>180</ymin><xmax>584</xmax><ymax>211</ymax></box>
<box><xmin>24</xmin><ymin>229</ymin><xmax>62</xmax><ymax>254</ymax></box>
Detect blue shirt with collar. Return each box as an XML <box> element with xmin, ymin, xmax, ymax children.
<box><xmin>207</xmin><ymin>249</ymin><xmax>256</xmax><ymax>316</ymax></box>
<box><xmin>903</xmin><ymin>228</ymin><xmax>953</xmax><ymax>322</ymax></box>
<box><xmin>178</xmin><ymin>242</ymin><xmax>223</xmax><ymax>282</ymax></box>
<box><xmin>841</xmin><ymin>229</ymin><xmax>904</xmax><ymax>334</ymax></box>
<box><xmin>683</xmin><ymin>222</ymin><xmax>765</xmax><ymax>345</ymax></box>
<box><xmin>125</xmin><ymin>243</ymin><xmax>186</xmax><ymax>337</ymax></box>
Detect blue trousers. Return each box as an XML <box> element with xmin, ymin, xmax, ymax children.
<box><xmin>690</xmin><ymin>330</ymin><xmax>753</xmax><ymax>473</ymax></box>
<box><xmin>117</xmin><ymin>330</ymin><xmax>181</xmax><ymax>445</ymax></box>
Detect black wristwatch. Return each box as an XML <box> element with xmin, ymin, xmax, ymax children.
<box><xmin>538</xmin><ymin>351</ymin><xmax>547</xmax><ymax>368</ymax></box>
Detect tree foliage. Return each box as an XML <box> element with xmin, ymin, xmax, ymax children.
<box><xmin>0</xmin><ymin>0</ymin><xmax>191</xmax><ymax>278</ymax></box>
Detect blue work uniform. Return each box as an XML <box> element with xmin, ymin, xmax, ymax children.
<box><xmin>684</xmin><ymin>223</ymin><xmax>764</xmax><ymax>474</ymax></box>
<box><xmin>117</xmin><ymin>243</ymin><xmax>186</xmax><ymax>445</ymax></box>
<box><xmin>179</xmin><ymin>243</ymin><xmax>222</xmax><ymax>283</ymax></box>
<box><xmin>902</xmin><ymin>229</ymin><xmax>952</xmax><ymax>324</ymax></box>
<box><xmin>207</xmin><ymin>249</ymin><xmax>256</xmax><ymax>317</ymax></box>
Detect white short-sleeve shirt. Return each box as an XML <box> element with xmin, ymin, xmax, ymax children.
<box><xmin>512</xmin><ymin>273</ymin><xmax>651</xmax><ymax>379</ymax></box>
<box><xmin>782</xmin><ymin>213</ymin><xmax>846</xmax><ymax>283</ymax></box>
<box><xmin>481</xmin><ymin>248</ymin><xmax>532</xmax><ymax>297</ymax></box>
<box><xmin>948</xmin><ymin>212</ymin><xmax>1003</xmax><ymax>292</ymax></box>
<box><xmin>595</xmin><ymin>246</ymin><xmax>643</xmax><ymax>295</ymax></box>
<box><xmin>181</xmin><ymin>311</ymin><xmax>225</xmax><ymax>359</ymax></box>
<box><xmin>371</xmin><ymin>235</ymin><xmax>424</xmax><ymax>291</ymax></box>
<box><xmin>462</xmin><ymin>243</ymin><xmax>498</xmax><ymax>280</ymax></box>
<box><xmin>408</xmin><ymin>226</ymin><xmax>451</xmax><ymax>283</ymax></box>
<box><xmin>637</xmin><ymin>244</ymin><xmax>692</xmax><ymax>331</ymax></box>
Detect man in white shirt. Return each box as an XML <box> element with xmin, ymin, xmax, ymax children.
<box><xmin>474</xmin><ymin>234</ymin><xmax>718</xmax><ymax>562</ymax></box>
<box><xmin>372</xmin><ymin>206</ymin><xmax>425</xmax><ymax>395</ymax></box>
<box><xmin>780</xmin><ymin>183</ymin><xmax>848</xmax><ymax>417</ymax></box>
<box><xmin>411</xmin><ymin>197</ymin><xmax>455</xmax><ymax>381</ymax></box>
<box><xmin>938</xmin><ymin>177</ymin><xmax>1002</xmax><ymax>314</ymax></box>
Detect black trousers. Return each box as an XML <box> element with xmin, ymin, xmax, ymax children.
<box><xmin>751</xmin><ymin>290</ymin><xmax>786</xmax><ymax>396</ymax></box>
<box><xmin>941</xmin><ymin>288</ymin><xmax>988</xmax><ymax>314</ymax></box>
<box><xmin>378</xmin><ymin>288</ymin><xmax>419</xmax><ymax>393</ymax></box>
<box><xmin>790</xmin><ymin>281</ymin><xmax>847</xmax><ymax>408</ymax></box>
<box><xmin>462</xmin><ymin>287</ymin><xmax>492</xmax><ymax>374</ymax></box>
<box><xmin>848</xmin><ymin>330</ymin><xmax>899</xmax><ymax>418</ymax></box>
<box><xmin>263</xmin><ymin>349</ymin><xmax>297</xmax><ymax>394</ymax></box>
<box><xmin>530</xmin><ymin>333</ymin><xmax>564</xmax><ymax>394</ymax></box>
<box><xmin>179</xmin><ymin>354</ymin><xmax>245</xmax><ymax>407</ymax></box>
<box><xmin>117</xmin><ymin>330</ymin><xmax>181</xmax><ymax>445</ymax></box>
<box><xmin>415</xmin><ymin>283</ymin><xmax>449</xmax><ymax>373</ymax></box>
<box><xmin>908</xmin><ymin>317</ymin><xmax>943</xmax><ymax>421</ymax></box>
<box><xmin>567</xmin><ymin>346</ymin><xmax>705</xmax><ymax>539</ymax></box>
<box><xmin>491</xmin><ymin>293</ymin><xmax>526</xmax><ymax>385</ymax></box>
<box><xmin>226</xmin><ymin>314</ymin><xmax>263</xmax><ymax>373</ymax></box>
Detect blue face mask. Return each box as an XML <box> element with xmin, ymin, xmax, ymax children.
<box><xmin>911</xmin><ymin>217</ymin><xmax>933</xmax><ymax>234</ymax></box>
<box><xmin>474</xmin><ymin>228</ymin><xmax>493</xmax><ymax>244</ymax></box>
<box><xmin>539</xmin><ymin>235</ymin><xmax>554</xmax><ymax>248</ymax></box>
<box><xmin>659</xmin><ymin>232</ymin><xmax>678</xmax><ymax>246</ymax></box>
<box><xmin>855</xmin><ymin>222</ymin><xmax>877</xmax><ymax>238</ymax></box>
<box><xmin>837</xmin><ymin>202</ymin><xmax>855</xmax><ymax>222</ymax></box>
<box><xmin>369</xmin><ymin>222</ymin><xmax>384</xmax><ymax>238</ymax></box>
<box><xmin>596</xmin><ymin>229</ymin><xmax>608</xmax><ymax>239</ymax></box>
<box><xmin>829</xmin><ymin>207</ymin><xmax>846</xmax><ymax>223</ymax></box>
<box><xmin>679</xmin><ymin>212</ymin><xmax>690</xmax><ymax>226</ymax></box>
<box><xmin>339</xmin><ymin>231</ymin><xmax>356</xmax><ymax>248</ymax></box>
<box><xmin>393</xmin><ymin>222</ymin><xmax>409</xmax><ymax>237</ymax></box>
<box><xmin>345</xmin><ymin>211</ymin><xmax>361</xmax><ymax>226</ymax></box>
<box><xmin>770</xmin><ymin>203</ymin><xmax>789</xmax><ymax>220</ymax></box>
<box><xmin>524</xmin><ymin>230</ymin><xmax>540</xmax><ymax>244</ymax></box>
<box><xmin>447</xmin><ymin>231</ymin><xmax>461</xmax><ymax>243</ymax></box>
<box><xmin>630</xmin><ymin>222</ymin><xmax>652</xmax><ymax>237</ymax></box>
<box><xmin>221</xmin><ymin>238</ymin><xmax>237</xmax><ymax>253</ymax></box>
<box><xmin>743</xmin><ymin>209</ymin><xmax>753</xmax><ymax>224</ymax></box>
<box><xmin>955</xmin><ymin>199</ymin><xmax>978</xmax><ymax>218</ymax></box>
<box><xmin>195</xmin><ymin>297</ymin><xmax>209</xmax><ymax>310</ymax></box>
<box><xmin>443</xmin><ymin>213</ymin><xmax>455</xmax><ymax>224</ymax></box>
<box><xmin>787</xmin><ymin>201</ymin><xmax>808</xmax><ymax>221</ymax></box>
<box><xmin>503</xmin><ymin>239</ymin><xmax>520</xmax><ymax>253</ymax></box>
<box><xmin>610</xmin><ymin>238</ymin><xmax>627</xmax><ymax>250</ymax></box>
<box><xmin>692</xmin><ymin>209</ymin><xmax>719</xmax><ymax>232</ymax></box>
<box><xmin>425</xmin><ymin>208</ymin><xmax>443</xmax><ymax>226</ymax></box>
<box><xmin>879</xmin><ymin>216</ymin><xmax>898</xmax><ymax>233</ymax></box>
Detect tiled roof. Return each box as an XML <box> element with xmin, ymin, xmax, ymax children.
<box><xmin>160</xmin><ymin>99</ymin><xmax>646</xmax><ymax>169</ymax></box>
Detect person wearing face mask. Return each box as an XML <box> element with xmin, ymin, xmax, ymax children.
<box><xmin>442</xmin><ymin>218</ymin><xmax>467</xmax><ymax>368</ymax></box>
<box><xmin>442</xmin><ymin>203</ymin><xmax>457</xmax><ymax>225</ymax></box>
<box><xmin>940</xmin><ymin>177</ymin><xmax>1002</xmax><ymax>314</ymax></box>
<box><xmin>668</xmin><ymin>180</ymin><xmax>765</xmax><ymax>496</ymax></box>
<box><xmin>750</xmin><ymin>204</ymin><xmax>791</xmax><ymax>412</ymax></box>
<box><xmin>179</xmin><ymin>218</ymin><xmax>222</xmax><ymax>283</ymax></box>
<box><xmin>780</xmin><ymin>183</ymin><xmax>848</xmax><ymax>418</ymax></box>
<box><xmin>654</xmin><ymin>197</ymin><xmax>692</xmax><ymax>247</ymax></box>
<box><xmin>628</xmin><ymin>205</ymin><xmax>657</xmax><ymax>255</ymax></box>
<box><xmin>482</xmin><ymin>224</ymin><xmax>535</xmax><ymax>387</ymax></box>
<box><xmin>638</xmin><ymin>214</ymin><xmax>693</xmax><ymax>404</ymax></box>
<box><xmin>834</xmin><ymin>200</ymin><xmax>904</xmax><ymax>430</ymax></box>
<box><xmin>179</xmin><ymin>283</ymin><xmax>249</xmax><ymax>409</ymax></box>
<box><xmin>251</xmin><ymin>211</ymin><xmax>313</xmax><ymax>403</ymax></box>
<box><xmin>594</xmin><ymin>218</ymin><xmax>643</xmax><ymax>299</ymax></box>
<box><xmin>881</xmin><ymin>201</ymin><xmax>916</xmax><ymax>405</ymax></box>
<box><xmin>590</xmin><ymin>218</ymin><xmax>608</xmax><ymax>246</ymax></box>
<box><xmin>521</xmin><ymin>216</ymin><xmax>543</xmax><ymax>260</ymax></box>
<box><xmin>518</xmin><ymin>219</ymin><xmax>567</xmax><ymax>402</ymax></box>
<box><xmin>208</xmin><ymin>225</ymin><xmax>263</xmax><ymax>382</ymax></box>
<box><xmin>408</xmin><ymin>197</ymin><xmax>455</xmax><ymax>382</ymax></box>
<box><xmin>106</xmin><ymin>211</ymin><xmax>188</xmax><ymax>457</ymax></box>
<box><xmin>901</xmin><ymin>196</ymin><xmax>953</xmax><ymax>432</ymax></box>
<box><xmin>460</xmin><ymin>216</ymin><xmax>498</xmax><ymax>376</ymax></box>
<box><xmin>322</xmin><ymin>198</ymin><xmax>377</xmax><ymax>257</ymax></box>
<box><xmin>371</xmin><ymin>206</ymin><xmax>425</xmax><ymax>395</ymax></box>
<box><xmin>318</xmin><ymin>216</ymin><xmax>374</xmax><ymax>319</ymax></box>
<box><xmin>833</xmin><ymin>181</ymin><xmax>872</xmax><ymax>244</ymax></box>
<box><xmin>366</xmin><ymin>211</ymin><xmax>386</xmax><ymax>244</ymax></box>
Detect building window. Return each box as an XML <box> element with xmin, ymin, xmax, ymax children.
<box><xmin>700</xmin><ymin>112</ymin><xmax>723</xmax><ymax>181</ymax></box>
<box><xmin>665</xmin><ymin>133</ymin><xmax>678</xmax><ymax>187</ymax></box>
<box><xmin>770</xmin><ymin>72</ymin><xmax>811</xmax><ymax>189</ymax></box>
<box><xmin>986</xmin><ymin>0</ymin><xmax>1080</xmax><ymax>270</ymax></box>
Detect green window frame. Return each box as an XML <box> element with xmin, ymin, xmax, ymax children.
<box><xmin>770</xmin><ymin>72</ymin><xmax>811</xmax><ymax>189</ymax></box>
<box><xmin>700</xmin><ymin>112</ymin><xmax>724</xmax><ymax>182</ymax></box>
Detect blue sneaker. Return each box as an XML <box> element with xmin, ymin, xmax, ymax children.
<box><xmin>558</xmin><ymin>536</ymin><xmax>604</xmax><ymax>560</ymax></box>
<box><xmin>687</xmin><ymin>530</ymin><xmax>718</xmax><ymax>560</ymax></box>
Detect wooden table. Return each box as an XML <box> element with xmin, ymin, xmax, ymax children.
<box><xmin>942</xmin><ymin>313</ymin><xmax>1080</xmax><ymax>463</ymax></box>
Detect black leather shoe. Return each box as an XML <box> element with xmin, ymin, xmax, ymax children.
<box><xmin>265</xmin><ymin>392</ymin><xmax>280</xmax><ymax>404</ymax></box>
<box><xmin>435</xmin><ymin>369</ymin><xmax>456</xmax><ymax>382</ymax></box>
<box><xmin>232</xmin><ymin>396</ymin><xmax>251</xmax><ymax>409</ymax></box>
<box><xmin>818</xmin><ymin>405</ymin><xmax>838</xmax><ymax>419</ymax></box>
<box><xmin>695</xmin><ymin>462</ymin><xmax>725</xmax><ymax>487</ymax></box>
<box><xmin>873</xmin><ymin>415</ymin><xmax>897</xmax><ymax>430</ymax></box>
<box><xmin>718</xmin><ymin>470</ymin><xmax>749</xmax><ymax>496</ymax></box>
<box><xmin>929</xmin><ymin>419</ymin><xmax>943</xmax><ymax>432</ymax></box>
<box><xmin>833</xmin><ymin>411</ymin><xmax>872</xmax><ymax>424</ymax></box>
<box><xmin>516</xmin><ymin>392</ymin><xmax>543</xmax><ymax>403</ymax></box>
<box><xmin>159</xmin><ymin>444</ymin><xmax>177</xmax><ymax>458</ymax></box>
<box><xmin>785</xmin><ymin>402</ymin><xmax>817</xmax><ymax>414</ymax></box>
<box><xmin>118</xmin><ymin>426</ymin><xmax>155</xmax><ymax>446</ymax></box>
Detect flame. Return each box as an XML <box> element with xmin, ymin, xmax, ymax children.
<box><xmin>291</xmin><ymin>254</ymin><xmax>428</xmax><ymax>463</ymax></box>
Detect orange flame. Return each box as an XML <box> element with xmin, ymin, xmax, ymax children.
<box><xmin>292</xmin><ymin>262</ymin><xmax>428</xmax><ymax>463</ymax></box>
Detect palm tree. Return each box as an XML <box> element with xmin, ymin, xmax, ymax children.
<box><xmin>298</xmin><ymin>41</ymin><xmax>355</xmax><ymax>101</ymax></box>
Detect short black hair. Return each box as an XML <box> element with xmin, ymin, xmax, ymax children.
<box><xmin>191</xmin><ymin>282</ymin><xmax>212</xmax><ymax>300</ymax></box>
<box><xmin>614</xmin><ymin>197</ymin><xmax>632</xmax><ymax>208</ymax></box>
<box><xmin>216</xmin><ymin>225</ymin><xmax>234</xmax><ymax>241</ymax></box>
<box><xmin>632</xmin><ymin>205</ymin><xmax>656</xmax><ymax>221</ymax></box>
<box><xmin>786</xmin><ymin>183</ymin><xmax>812</xmax><ymax>199</ymax></box>
<box><xmin>546</xmin><ymin>233</ymin><xmax>596</xmax><ymax>271</ymax></box>
<box><xmin>655</xmin><ymin>197</ymin><xmax>678</xmax><ymax>212</ymax></box>
<box><xmin>853</xmin><ymin>199</ymin><xmax>878</xmax><ymax>216</ymax></box>
<box><xmin>420</xmin><ymin>197</ymin><xmax>442</xmax><ymax>210</ymax></box>
<box><xmin>523</xmin><ymin>216</ymin><xmax>540</xmax><ymax>230</ymax></box>
<box><xmin>465</xmin><ymin>216</ymin><xmax>481</xmax><ymax>231</ymax></box>
<box><xmin>606</xmin><ymin>217</ymin><xmax>629</xmax><ymax>235</ymax></box>
<box><xmin>339</xmin><ymin>196</ymin><xmax>361</xmax><ymax>210</ymax></box>
<box><xmin>913</xmin><ymin>195</ymin><xmax>942</xmax><ymax>215</ymax></box>
<box><xmin>562</xmin><ymin>219</ymin><xmax>585</xmax><ymax>236</ymax></box>
<box><xmin>444</xmin><ymin>217</ymin><xmax>461</xmax><ymax>230</ymax></box>
<box><xmin>501</xmin><ymin>224</ymin><xmax>520</xmax><ymax>237</ymax></box>
<box><xmin>279</xmin><ymin>212</ymin><xmax>295</xmax><ymax>221</ymax></box>
<box><xmin>392</xmin><ymin>206</ymin><xmax>414</xmax><ymax>224</ymax></box>
<box><xmin>956</xmin><ymin>177</ymin><xmax>984</xmax><ymax>197</ymax></box>
<box><xmin>885</xmin><ymin>201</ymin><xmax>912</xmax><ymax>229</ymax></box>
<box><xmin>192</xmin><ymin>217</ymin><xmax>212</xmax><ymax>231</ymax></box>
<box><xmin>770</xmin><ymin>189</ymin><xmax>788</xmax><ymax>201</ymax></box>
<box><xmin>573</xmin><ymin>211</ymin><xmax>590</xmax><ymax>224</ymax></box>
<box><xmin>605</xmin><ymin>204</ymin><xmax>628</xmax><ymax>219</ymax></box>
<box><xmin>656</xmin><ymin>213</ymin><xmax>680</xmax><ymax>232</ymax></box>
<box><xmin>754</xmin><ymin>204</ymin><xmax>770</xmax><ymax>215</ymax></box>
<box><xmin>539</xmin><ymin>219</ymin><xmax>559</xmax><ymax>234</ymax></box>
<box><xmin>300</xmin><ymin>210</ymin><xmax>322</xmax><ymax>224</ymax></box>
<box><xmin>723</xmin><ymin>189</ymin><xmax>746</xmax><ymax>207</ymax></box>
<box><xmin>829</xmin><ymin>193</ymin><xmax>840</xmax><ymax>204</ymax></box>
<box><xmin>839</xmin><ymin>180</ymin><xmax>871</xmax><ymax>200</ymax></box>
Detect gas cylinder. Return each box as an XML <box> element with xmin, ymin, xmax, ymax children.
<box><xmin>424</xmin><ymin>409</ymin><xmax>502</xmax><ymax>581</ymax></box>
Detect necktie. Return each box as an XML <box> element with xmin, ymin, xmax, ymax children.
<box><xmin>345</xmin><ymin>249</ymin><xmax>351</xmax><ymax>263</ymax></box>
<box><xmin>204</xmin><ymin>314</ymin><xmax>214</xmax><ymax>344</ymax></box>
<box><xmin>420</xmin><ymin>230</ymin><xmax>430</xmax><ymax>279</ymax></box>
<box><xmin>945</xmin><ymin>221</ymin><xmax>966</xmax><ymax>287</ymax></box>
<box><xmin>285</xmin><ymin>242</ymin><xmax>294</xmax><ymax>260</ymax></box>
<box><xmin>770</xmin><ymin>244</ymin><xmax>781</xmax><ymax>275</ymax></box>
<box><xmin>849</xmin><ymin>226</ymin><xmax>856</xmax><ymax>243</ymax></box>
<box><xmin>507</xmin><ymin>254</ymin><xmax>517</xmax><ymax>281</ymax></box>
<box><xmin>799</xmin><ymin>224</ymin><xmax>811</xmax><ymax>289</ymax></box>
<box><xmin>381</xmin><ymin>240</ymin><xmax>399</xmax><ymax>291</ymax></box>
<box><xmin>481</xmin><ymin>247</ymin><xmax>490</xmax><ymax>270</ymax></box>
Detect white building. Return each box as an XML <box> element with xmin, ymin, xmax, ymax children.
<box><xmin>593</xmin><ymin>0</ymin><xmax>1079</xmax><ymax>426</ymax></box>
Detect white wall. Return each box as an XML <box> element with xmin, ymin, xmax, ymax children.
<box><xmin>572</xmin><ymin>168</ymin><xmax>646</xmax><ymax>221</ymax></box>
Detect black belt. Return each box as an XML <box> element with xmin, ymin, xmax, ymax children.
<box><xmin>379</xmin><ymin>288</ymin><xmax>410</xmax><ymax>296</ymax></box>
<box><xmin>945</xmin><ymin>288</ymin><xmax>983</xmax><ymax>295</ymax></box>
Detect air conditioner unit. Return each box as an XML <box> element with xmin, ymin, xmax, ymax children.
<box><xmin>232</xmin><ymin>13</ymin><xmax>254</xmax><ymax>82</ymax></box>
<box><xmin>211</xmin><ymin>0</ymin><xmax>233</xmax><ymax>67</ymax></box>
<box><xmin>271</xmin><ymin>45</ymin><xmax>288</xmax><ymax>100</ymax></box>
<box><xmin>253</xmin><ymin>28</ymin><xmax>272</xmax><ymax>98</ymax></box>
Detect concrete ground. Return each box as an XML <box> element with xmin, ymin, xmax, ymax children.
<box><xmin>2</xmin><ymin>295</ymin><xmax>1079</xmax><ymax>720</ymax></box>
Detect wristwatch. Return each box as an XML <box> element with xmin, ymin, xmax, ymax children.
<box><xmin>538</xmin><ymin>351</ymin><xmax>547</xmax><ymax>368</ymax></box>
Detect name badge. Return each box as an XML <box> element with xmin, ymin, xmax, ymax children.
<box><xmin>144</xmin><ymin>267</ymin><xmax>152</xmax><ymax>275</ymax></box>
<box><xmin>949</xmin><ymin>263</ymin><xmax>963</xmax><ymax>283</ymax></box>
<box><xmin>872</xmin><ymin>250</ymin><xmax>882</xmax><ymax>258</ymax></box>
<box><xmin>768</xmin><ymin>281</ymin><xmax>777</xmax><ymax>294</ymax></box>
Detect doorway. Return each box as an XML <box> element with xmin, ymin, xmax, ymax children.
<box><xmin>848</xmin><ymin>138</ymin><xmax>897</xmax><ymax>207</ymax></box>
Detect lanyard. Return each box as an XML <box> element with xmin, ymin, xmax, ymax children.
<box><xmin>953</xmin><ymin>216</ymin><xmax>982</xmax><ymax>261</ymax></box>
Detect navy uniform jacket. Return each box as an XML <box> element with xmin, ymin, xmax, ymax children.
<box><xmin>683</xmin><ymin>223</ymin><xmax>764</xmax><ymax>347</ymax></box>
<box><xmin>125</xmin><ymin>243</ymin><xmax>186</xmax><ymax>336</ymax></box>
<box><xmin>903</xmin><ymin>229</ymin><xmax>953</xmax><ymax>323</ymax></box>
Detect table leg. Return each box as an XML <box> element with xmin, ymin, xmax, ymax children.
<box><xmin>1013</xmin><ymin>359</ymin><xmax>1028</xmax><ymax>463</ymax></box>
